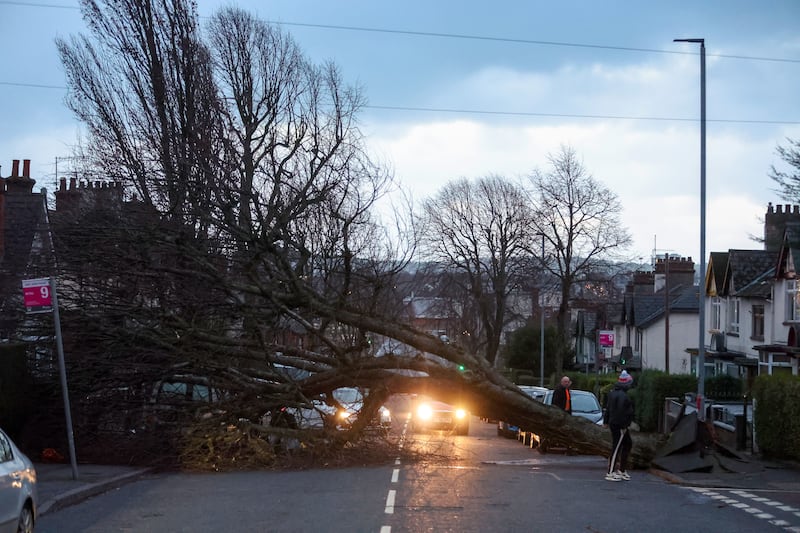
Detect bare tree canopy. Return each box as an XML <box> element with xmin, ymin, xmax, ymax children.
<box><xmin>420</xmin><ymin>176</ymin><xmax>536</xmax><ymax>366</ymax></box>
<box><xmin>769</xmin><ymin>137</ymin><xmax>800</xmax><ymax>202</ymax></box>
<box><xmin>528</xmin><ymin>145</ymin><xmax>631</xmax><ymax>373</ymax></box>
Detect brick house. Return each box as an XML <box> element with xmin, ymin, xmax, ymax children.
<box><xmin>0</xmin><ymin>159</ymin><xmax>53</xmax><ymax>339</ymax></box>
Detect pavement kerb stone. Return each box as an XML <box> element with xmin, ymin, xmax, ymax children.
<box><xmin>39</xmin><ymin>467</ymin><xmax>156</xmax><ymax>516</ymax></box>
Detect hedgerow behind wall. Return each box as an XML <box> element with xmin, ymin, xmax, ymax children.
<box><xmin>752</xmin><ymin>374</ymin><xmax>800</xmax><ymax>461</ymax></box>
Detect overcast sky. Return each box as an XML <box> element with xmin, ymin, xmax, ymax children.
<box><xmin>2</xmin><ymin>0</ymin><xmax>799</xmax><ymax>267</ymax></box>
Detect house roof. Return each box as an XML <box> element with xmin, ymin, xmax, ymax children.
<box><xmin>735</xmin><ymin>266</ymin><xmax>776</xmax><ymax>298</ymax></box>
<box><xmin>634</xmin><ymin>284</ymin><xmax>699</xmax><ymax>329</ymax></box>
<box><xmin>723</xmin><ymin>249</ymin><xmax>778</xmax><ymax>298</ymax></box>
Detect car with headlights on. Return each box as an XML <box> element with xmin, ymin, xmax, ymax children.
<box><xmin>0</xmin><ymin>428</ymin><xmax>37</xmax><ymax>533</ymax></box>
<box><xmin>411</xmin><ymin>397</ymin><xmax>470</xmax><ymax>435</ymax></box>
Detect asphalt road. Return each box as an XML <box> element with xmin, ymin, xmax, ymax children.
<box><xmin>37</xmin><ymin>409</ymin><xmax>800</xmax><ymax>532</ymax></box>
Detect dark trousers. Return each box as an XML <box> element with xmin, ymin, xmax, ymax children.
<box><xmin>608</xmin><ymin>425</ymin><xmax>632</xmax><ymax>473</ymax></box>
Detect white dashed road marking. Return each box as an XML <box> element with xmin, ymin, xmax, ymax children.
<box><xmin>380</xmin><ymin>413</ymin><xmax>413</xmax><ymax>532</ymax></box>
<box><xmin>689</xmin><ymin>487</ymin><xmax>800</xmax><ymax>531</ymax></box>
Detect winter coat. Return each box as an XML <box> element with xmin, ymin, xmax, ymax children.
<box><xmin>604</xmin><ymin>383</ymin><xmax>634</xmax><ymax>428</ymax></box>
<box><xmin>552</xmin><ymin>385</ymin><xmax>571</xmax><ymax>413</ymax></box>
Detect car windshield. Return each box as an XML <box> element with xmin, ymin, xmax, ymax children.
<box><xmin>571</xmin><ymin>394</ymin><xmax>600</xmax><ymax>412</ymax></box>
<box><xmin>332</xmin><ymin>388</ymin><xmax>362</xmax><ymax>404</ymax></box>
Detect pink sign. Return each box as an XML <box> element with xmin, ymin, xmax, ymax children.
<box><xmin>599</xmin><ymin>330</ymin><xmax>614</xmax><ymax>347</ymax></box>
<box><xmin>22</xmin><ymin>278</ymin><xmax>52</xmax><ymax>311</ymax></box>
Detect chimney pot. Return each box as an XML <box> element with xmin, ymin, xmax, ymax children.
<box><xmin>22</xmin><ymin>159</ymin><xmax>30</xmax><ymax>178</ymax></box>
<box><xmin>11</xmin><ymin>160</ymin><xmax>19</xmax><ymax>176</ymax></box>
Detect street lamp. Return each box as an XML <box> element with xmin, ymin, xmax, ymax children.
<box><xmin>674</xmin><ymin>37</ymin><xmax>706</xmax><ymax>420</ymax></box>
<box><xmin>537</xmin><ymin>233</ymin><xmax>546</xmax><ymax>387</ymax></box>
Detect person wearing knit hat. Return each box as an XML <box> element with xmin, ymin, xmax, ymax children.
<box><xmin>603</xmin><ymin>370</ymin><xmax>635</xmax><ymax>481</ymax></box>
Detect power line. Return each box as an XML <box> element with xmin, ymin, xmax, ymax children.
<box><xmin>4</xmin><ymin>80</ymin><xmax>794</xmax><ymax>124</ymax></box>
<box><xmin>269</xmin><ymin>20</ymin><xmax>800</xmax><ymax>64</ymax></box>
<box><xmin>3</xmin><ymin>0</ymin><xmax>798</xmax><ymax>64</ymax></box>
<box><xmin>364</xmin><ymin>105</ymin><xmax>800</xmax><ymax>125</ymax></box>
<box><xmin>0</xmin><ymin>0</ymin><xmax>77</xmax><ymax>8</ymax></box>
<box><xmin>3</xmin><ymin>2</ymin><xmax>798</xmax><ymax>125</ymax></box>
<box><xmin>0</xmin><ymin>81</ymin><xmax>66</xmax><ymax>89</ymax></box>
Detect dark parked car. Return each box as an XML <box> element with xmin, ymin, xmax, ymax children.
<box><xmin>497</xmin><ymin>386</ymin><xmax>549</xmax><ymax>438</ymax></box>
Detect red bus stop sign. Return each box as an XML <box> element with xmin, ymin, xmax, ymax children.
<box><xmin>22</xmin><ymin>278</ymin><xmax>53</xmax><ymax>313</ymax></box>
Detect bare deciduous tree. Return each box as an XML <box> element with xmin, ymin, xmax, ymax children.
<box><xmin>769</xmin><ymin>137</ymin><xmax>800</xmax><ymax>202</ymax></box>
<box><xmin>529</xmin><ymin>145</ymin><xmax>631</xmax><ymax>374</ymax></box>
<box><xmin>419</xmin><ymin>176</ymin><xmax>536</xmax><ymax>366</ymax></box>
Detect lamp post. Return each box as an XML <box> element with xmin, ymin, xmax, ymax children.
<box><xmin>539</xmin><ymin>233</ymin><xmax>546</xmax><ymax>387</ymax></box>
<box><xmin>674</xmin><ymin>37</ymin><xmax>706</xmax><ymax>420</ymax></box>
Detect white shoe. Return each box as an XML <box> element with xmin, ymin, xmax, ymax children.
<box><xmin>605</xmin><ymin>472</ymin><xmax>622</xmax><ymax>482</ymax></box>
<box><xmin>615</xmin><ymin>470</ymin><xmax>631</xmax><ymax>481</ymax></box>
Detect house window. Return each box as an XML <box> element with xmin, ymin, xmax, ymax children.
<box><xmin>710</xmin><ymin>297</ymin><xmax>722</xmax><ymax>331</ymax></box>
<box><xmin>787</xmin><ymin>280</ymin><xmax>800</xmax><ymax>322</ymax></box>
<box><xmin>727</xmin><ymin>298</ymin><xmax>740</xmax><ymax>334</ymax></box>
<box><xmin>751</xmin><ymin>304</ymin><xmax>764</xmax><ymax>340</ymax></box>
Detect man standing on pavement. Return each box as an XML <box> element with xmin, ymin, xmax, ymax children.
<box><xmin>604</xmin><ymin>370</ymin><xmax>634</xmax><ymax>481</ymax></box>
<box><xmin>552</xmin><ymin>375</ymin><xmax>572</xmax><ymax>414</ymax></box>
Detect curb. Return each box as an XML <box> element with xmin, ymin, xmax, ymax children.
<box><xmin>647</xmin><ymin>467</ymin><xmax>688</xmax><ymax>486</ymax></box>
<box><xmin>38</xmin><ymin>467</ymin><xmax>155</xmax><ymax>516</ymax></box>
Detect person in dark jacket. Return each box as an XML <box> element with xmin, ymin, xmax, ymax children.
<box><xmin>603</xmin><ymin>370</ymin><xmax>635</xmax><ymax>481</ymax></box>
<box><xmin>552</xmin><ymin>376</ymin><xmax>572</xmax><ymax>413</ymax></box>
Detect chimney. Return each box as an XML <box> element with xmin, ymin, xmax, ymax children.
<box><xmin>4</xmin><ymin>158</ymin><xmax>36</xmax><ymax>194</ymax></box>
<box><xmin>764</xmin><ymin>202</ymin><xmax>800</xmax><ymax>252</ymax></box>
<box><xmin>654</xmin><ymin>255</ymin><xmax>696</xmax><ymax>291</ymax></box>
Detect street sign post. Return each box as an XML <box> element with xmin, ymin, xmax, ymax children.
<box><xmin>20</xmin><ymin>277</ymin><xmax>79</xmax><ymax>480</ymax></box>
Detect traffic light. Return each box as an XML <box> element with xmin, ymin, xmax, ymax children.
<box><xmin>458</xmin><ymin>364</ymin><xmax>466</xmax><ymax>372</ymax></box>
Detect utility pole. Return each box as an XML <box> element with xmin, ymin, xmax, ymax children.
<box><xmin>665</xmin><ymin>253</ymin><xmax>670</xmax><ymax>374</ymax></box>
<box><xmin>674</xmin><ymin>37</ymin><xmax>707</xmax><ymax>421</ymax></box>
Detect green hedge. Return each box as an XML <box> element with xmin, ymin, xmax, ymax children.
<box><xmin>567</xmin><ymin>372</ymin><xmax>617</xmax><ymax>405</ymax></box>
<box><xmin>752</xmin><ymin>374</ymin><xmax>800</xmax><ymax>461</ymax></box>
<box><xmin>705</xmin><ymin>374</ymin><xmax>745</xmax><ymax>401</ymax></box>
<box><xmin>631</xmin><ymin>371</ymin><xmax>696</xmax><ymax>432</ymax></box>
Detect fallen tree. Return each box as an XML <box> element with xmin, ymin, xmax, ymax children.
<box><xmin>41</xmin><ymin>0</ymin><xmax>665</xmax><ymax>471</ymax></box>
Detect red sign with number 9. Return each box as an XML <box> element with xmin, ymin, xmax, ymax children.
<box><xmin>22</xmin><ymin>278</ymin><xmax>52</xmax><ymax>307</ymax></box>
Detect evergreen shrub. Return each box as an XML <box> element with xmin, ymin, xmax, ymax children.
<box><xmin>752</xmin><ymin>374</ymin><xmax>800</xmax><ymax>461</ymax></box>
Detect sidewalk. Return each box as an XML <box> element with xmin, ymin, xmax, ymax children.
<box><xmin>35</xmin><ymin>463</ymin><xmax>155</xmax><ymax>515</ymax></box>
<box><xmin>648</xmin><ymin>453</ymin><xmax>800</xmax><ymax>490</ymax></box>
